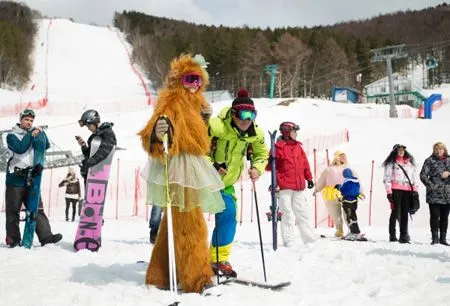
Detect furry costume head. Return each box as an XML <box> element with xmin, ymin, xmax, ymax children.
<box><xmin>165</xmin><ymin>54</ymin><xmax>209</xmax><ymax>91</ymax></box>
<box><xmin>139</xmin><ymin>54</ymin><xmax>211</xmax><ymax>159</ymax></box>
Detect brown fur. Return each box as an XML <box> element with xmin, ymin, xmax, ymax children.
<box><xmin>138</xmin><ymin>54</ymin><xmax>210</xmax><ymax>160</ymax></box>
<box><xmin>140</xmin><ymin>54</ymin><xmax>214</xmax><ymax>293</ymax></box>
<box><xmin>145</xmin><ymin>206</ymin><xmax>214</xmax><ymax>292</ymax></box>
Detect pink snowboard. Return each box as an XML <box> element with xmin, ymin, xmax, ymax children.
<box><xmin>74</xmin><ymin>137</ymin><xmax>115</xmax><ymax>252</ymax></box>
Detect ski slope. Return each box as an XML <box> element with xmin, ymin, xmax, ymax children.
<box><xmin>1</xmin><ymin>19</ymin><xmax>151</xmax><ymax>115</ymax></box>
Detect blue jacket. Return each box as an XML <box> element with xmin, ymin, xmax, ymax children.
<box><xmin>6</xmin><ymin>124</ymin><xmax>50</xmax><ymax>187</ymax></box>
<box><xmin>338</xmin><ymin>177</ymin><xmax>361</xmax><ymax>203</ymax></box>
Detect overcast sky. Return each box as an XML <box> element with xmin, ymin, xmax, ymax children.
<box><xmin>17</xmin><ymin>0</ymin><xmax>444</xmax><ymax>28</ymax></box>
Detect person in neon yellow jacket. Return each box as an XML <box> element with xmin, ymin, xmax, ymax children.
<box><xmin>208</xmin><ymin>88</ymin><xmax>268</xmax><ymax>277</ymax></box>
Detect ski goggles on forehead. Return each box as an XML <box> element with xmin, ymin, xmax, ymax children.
<box><xmin>20</xmin><ymin>109</ymin><xmax>35</xmax><ymax>118</ymax></box>
<box><xmin>181</xmin><ymin>73</ymin><xmax>202</xmax><ymax>87</ymax></box>
<box><xmin>235</xmin><ymin>109</ymin><xmax>257</xmax><ymax>121</ymax></box>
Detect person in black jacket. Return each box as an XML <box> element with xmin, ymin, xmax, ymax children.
<box><xmin>420</xmin><ymin>142</ymin><xmax>450</xmax><ymax>245</ymax></box>
<box><xmin>58</xmin><ymin>167</ymin><xmax>81</xmax><ymax>221</ymax></box>
<box><xmin>76</xmin><ymin>109</ymin><xmax>117</xmax><ymax>186</ymax></box>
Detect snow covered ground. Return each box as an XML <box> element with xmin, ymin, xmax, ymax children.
<box><xmin>1</xmin><ymin>19</ymin><xmax>450</xmax><ymax>306</ymax></box>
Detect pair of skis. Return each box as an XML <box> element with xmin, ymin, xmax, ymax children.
<box><xmin>219</xmin><ymin>275</ymin><xmax>290</xmax><ymax>290</ymax></box>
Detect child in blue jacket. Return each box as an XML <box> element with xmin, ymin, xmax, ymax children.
<box><xmin>335</xmin><ymin>168</ymin><xmax>366</xmax><ymax>241</ymax></box>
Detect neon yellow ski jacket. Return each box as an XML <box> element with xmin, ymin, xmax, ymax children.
<box><xmin>208</xmin><ymin>107</ymin><xmax>268</xmax><ymax>188</ymax></box>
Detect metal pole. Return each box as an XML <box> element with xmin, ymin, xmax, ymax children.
<box><xmin>386</xmin><ymin>57</ymin><xmax>398</xmax><ymax>118</ymax></box>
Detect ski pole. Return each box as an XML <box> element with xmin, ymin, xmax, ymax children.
<box><xmin>215</xmin><ymin>214</ymin><xmax>220</xmax><ymax>285</ymax></box>
<box><xmin>249</xmin><ymin>150</ymin><xmax>267</xmax><ymax>283</ymax></box>
<box><xmin>252</xmin><ymin>180</ymin><xmax>267</xmax><ymax>282</ymax></box>
<box><xmin>162</xmin><ymin>121</ymin><xmax>178</xmax><ymax>295</ymax></box>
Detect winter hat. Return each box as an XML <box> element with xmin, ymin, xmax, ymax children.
<box><xmin>343</xmin><ymin>168</ymin><xmax>354</xmax><ymax>179</ymax></box>
<box><xmin>231</xmin><ymin>88</ymin><xmax>255</xmax><ymax>111</ymax></box>
<box><xmin>392</xmin><ymin>144</ymin><xmax>406</xmax><ymax>151</ymax></box>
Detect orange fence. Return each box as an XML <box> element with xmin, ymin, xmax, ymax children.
<box><xmin>108</xmin><ymin>25</ymin><xmax>152</xmax><ymax>106</ymax></box>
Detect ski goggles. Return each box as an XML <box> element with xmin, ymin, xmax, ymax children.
<box><xmin>20</xmin><ymin>109</ymin><xmax>36</xmax><ymax>118</ymax></box>
<box><xmin>232</xmin><ymin>107</ymin><xmax>257</xmax><ymax>121</ymax></box>
<box><xmin>181</xmin><ymin>73</ymin><xmax>202</xmax><ymax>87</ymax></box>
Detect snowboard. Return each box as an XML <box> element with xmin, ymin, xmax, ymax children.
<box><xmin>22</xmin><ymin>131</ymin><xmax>47</xmax><ymax>248</ymax></box>
<box><xmin>74</xmin><ymin>137</ymin><xmax>115</xmax><ymax>252</ymax></box>
<box><xmin>221</xmin><ymin>276</ymin><xmax>291</xmax><ymax>290</ymax></box>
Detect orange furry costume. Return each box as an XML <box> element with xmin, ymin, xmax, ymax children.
<box><xmin>138</xmin><ymin>54</ymin><xmax>224</xmax><ymax>293</ymax></box>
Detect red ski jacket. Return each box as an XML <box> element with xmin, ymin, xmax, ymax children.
<box><xmin>266</xmin><ymin>139</ymin><xmax>313</xmax><ymax>191</ymax></box>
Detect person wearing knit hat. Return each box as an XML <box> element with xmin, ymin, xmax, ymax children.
<box><xmin>207</xmin><ymin>88</ymin><xmax>268</xmax><ymax>277</ymax></box>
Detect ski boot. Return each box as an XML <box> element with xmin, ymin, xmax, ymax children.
<box><xmin>40</xmin><ymin>233</ymin><xmax>63</xmax><ymax>246</ymax></box>
<box><xmin>211</xmin><ymin>261</ymin><xmax>237</xmax><ymax>278</ymax></box>
<box><xmin>6</xmin><ymin>236</ymin><xmax>21</xmax><ymax>248</ymax></box>
<box><xmin>149</xmin><ymin>229</ymin><xmax>157</xmax><ymax>244</ymax></box>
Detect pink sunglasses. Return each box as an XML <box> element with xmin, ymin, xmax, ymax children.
<box><xmin>182</xmin><ymin>73</ymin><xmax>202</xmax><ymax>87</ymax></box>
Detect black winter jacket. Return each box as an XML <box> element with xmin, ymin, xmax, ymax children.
<box><xmin>420</xmin><ymin>154</ymin><xmax>450</xmax><ymax>205</ymax></box>
<box><xmin>58</xmin><ymin>175</ymin><xmax>81</xmax><ymax>196</ymax></box>
<box><xmin>80</xmin><ymin>122</ymin><xmax>116</xmax><ymax>178</ymax></box>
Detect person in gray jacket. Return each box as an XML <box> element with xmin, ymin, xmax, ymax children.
<box><xmin>5</xmin><ymin>109</ymin><xmax>62</xmax><ymax>248</ymax></box>
<box><xmin>420</xmin><ymin>142</ymin><xmax>450</xmax><ymax>245</ymax></box>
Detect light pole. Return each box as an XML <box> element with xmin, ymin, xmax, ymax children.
<box><xmin>371</xmin><ymin>44</ymin><xmax>407</xmax><ymax>118</ymax></box>
<box><xmin>264</xmin><ymin>64</ymin><xmax>278</xmax><ymax>99</ymax></box>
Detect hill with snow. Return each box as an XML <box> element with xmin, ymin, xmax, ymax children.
<box><xmin>0</xmin><ymin>19</ymin><xmax>450</xmax><ymax>306</ymax></box>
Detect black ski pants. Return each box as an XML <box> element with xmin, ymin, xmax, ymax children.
<box><xmin>342</xmin><ymin>201</ymin><xmax>360</xmax><ymax>234</ymax></box>
<box><xmin>5</xmin><ymin>185</ymin><xmax>53</xmax><ymax>244</ymax></box>
<box><xmin>429</xmin><ymin>203</ymin><xmax>450</xmax><ymax>234</ymax></box>
<box><xmin>65</xmin><ymin>198</ymin><xmax>78</xmax><ymax>220</ymax></box>
<box><xmin>389</xmin><ymin>189</ymin><xmax>411</xmax><ymax>238</ymax></box>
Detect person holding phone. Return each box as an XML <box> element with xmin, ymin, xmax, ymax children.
<box><xmin>75</xmin><ymin>110</ymin><xmax>116</xmax><ymax>186</ymax></box>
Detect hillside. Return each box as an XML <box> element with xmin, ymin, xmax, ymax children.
<box><xmin>115</xmin><ymin>3</ymin><xmax>450</xmax><ymax>98</ymax></box>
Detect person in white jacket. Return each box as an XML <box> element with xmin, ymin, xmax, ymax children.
<box><xmin>382</xmin><ymin>144</ymin><xmax>418</xmax><ymax>244</ymax></box>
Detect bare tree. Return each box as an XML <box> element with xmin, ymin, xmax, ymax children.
<box><xmin>273</xmin><ymin>33</ymin><xmax>311</xmax><ymax>97</ymax></box>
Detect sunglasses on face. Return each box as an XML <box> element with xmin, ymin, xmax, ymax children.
<box><xmin>182</xmin><ymin>74</ymin><xmax>202</xmax><ymax>87</ymax></box>
<box><xmin>235</xmin><ymin>109</ymin><xmax>257</xmax><ymax>121</ymax></box>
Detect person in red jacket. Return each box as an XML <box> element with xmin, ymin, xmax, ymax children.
<box><xmin>268</xmin><ymin>121</ymin><xmax>318</xmax><ymax>247</ymax></box>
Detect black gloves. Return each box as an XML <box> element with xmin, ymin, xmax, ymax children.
<box><xmin>213</xmin><ymin>162</ymin><xmax>227</xmax><ymax>172</ymax></box>
<box><xmin>387</xmin><ymin>194</ymin><xmax>393</xmax><ymax>203</ymax></box>
<box><xmin>32</xmin><ymin>164</ymin><xmax>43</xmax><ymax>176</ymax></box>
<box><xmin>307</xmin><ymin>180</ymin><xmax>314</xmax><ymax>189</ymax></box>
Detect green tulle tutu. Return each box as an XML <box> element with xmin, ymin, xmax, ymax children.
<box><xmin>141</xmin><ymin>154</ymin><xmax>225</xmax><ymax>213</ymax></box>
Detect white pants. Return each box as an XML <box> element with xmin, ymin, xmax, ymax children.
<box><xmin>278</xmin><ymin>189</ymin><xmax>318</xmax><ymax>246</ymax></box>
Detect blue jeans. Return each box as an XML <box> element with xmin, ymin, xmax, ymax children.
<box><xmin>149</xmin><ymin>205</ymin><xmax>162</xmax><ymax>233</ymax></box>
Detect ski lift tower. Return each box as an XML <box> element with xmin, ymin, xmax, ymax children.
<box><xmin>371</xmin><ymin>44</ymin><xmax>407</xmax><ymax>118</ymax></box>
<box><xmin>264</xmin><ymin>64</ymin><xmax>278</xmax><ymax>99</ymax></box>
